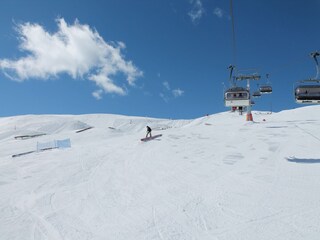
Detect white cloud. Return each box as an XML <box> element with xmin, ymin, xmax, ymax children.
<box><xmin>0</xmin><ymin>18</ymin><xmax>143</xmax><ymax>98</ymax></box>
<box><xmin>159</xmin><ymin>93</ymin><xmax>169</xmax><ymax>103</ymax></box>
<box><xmin>163</xmin><ymin>81</ymin><xmax>170</xmax><ymax>90</ymax></box>
<box><xmin>188</xmin><ymin>0</ymin><xmax>205</xmax><ymax>24</ymax></box>
<box><xmin>92</xmin><ymin>89</ymin><xmax>103</xmax><ymax>100</ymax></box>
<box><xmin>213</xmin><ymin>7</ymin><xmax>224</xmax><ymax>18</ymax></box>
<box><xmin>172</xmin><ymin>88</ymin><xmax>184</xmax><ymax>97</ymax></box>
<box><xmin>160</xmin><ymin>81</ymin><xmax>184</xmax><ymax>102</ymax></box>
<box><xmin>213</xmin><ymin>7</ymin><xmax>230</xmax><ymax>20</ymax></box>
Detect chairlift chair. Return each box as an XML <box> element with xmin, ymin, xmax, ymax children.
<box><xmin>295</xmin><ymin>51</ymin><xmax>320</xmax><ymax>104</ymax></box>
<box><xmin>259</xmin><ymin>85</ymin><xmax>272</xmax><ymax>94</ymax></box>
<box><xmin>252</xmin><ymin>90</ymin><xmax>261</xmax><ymax>98</ymax></box>
<box><xmin>224</xmin><ymin>87</ymin><xmax>250</xmax><ymax>107</ymax></box>
<box><xmin>259</xmin><ymin>74</ymin><xmax>272</xmax><ymax>94</ymax></box>
<box><xmin>295</xmin><ymin>82</ymin><xmax>320</xmax><ymax>104</ymax></box>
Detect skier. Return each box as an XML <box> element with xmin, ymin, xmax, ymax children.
<box><xmin>146</xmin><ymin>126</ymin><xmax>152</xmax><ymax>138</ymax></box>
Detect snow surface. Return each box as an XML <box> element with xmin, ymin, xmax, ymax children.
<box><xmin>1</xmin><ymin>106</ymin><xmax>320</xmax><ymax>240</ymax></box>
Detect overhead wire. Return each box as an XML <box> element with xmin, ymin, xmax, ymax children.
<box><xmin>228</xmin><ymin>0</ymin><xmax>238</xmax><ymax>87</ymax></box>
<box><xmin>230</xmin><ymin>0</ymin><xmax>237</xmax><ymax>67</ymax></box>
<box><xmin>228</xmin><ymin>1</ymin><xmax>310</xmax><ymax>81</ymax></box>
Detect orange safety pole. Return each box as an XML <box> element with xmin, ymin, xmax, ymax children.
<box><xmin>246</xmin><ymin>78</ymin><xmax>253</xmax><ymax>121</ymax></box>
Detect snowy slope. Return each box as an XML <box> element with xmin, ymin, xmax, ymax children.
<box><xmin>1</xmin><ymin>106</ymin><xmax>320</xmax><ymax>240</ymax></box>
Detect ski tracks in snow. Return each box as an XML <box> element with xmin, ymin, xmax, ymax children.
<box><xmin>31</xmin><ymin>210</ymin><xmax>63</xmax><ymax>240</ymax></box>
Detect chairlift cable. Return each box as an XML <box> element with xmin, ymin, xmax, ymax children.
<box><xmin>230</xmin><ymin>0</ymin><xmax>237</xmax><ymax>66</ymax></box>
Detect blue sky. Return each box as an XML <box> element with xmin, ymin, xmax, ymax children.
<box><xmin>0</xmin><ymin>0</ymin><xmax>320</xmax><ymax>119</ymax></box>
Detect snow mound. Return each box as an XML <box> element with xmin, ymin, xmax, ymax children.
<box><xmin>36</xmin><ymin>120</ymin><xmax>91</xmax><ymax>134</ymax></box>
<box><xmin>0</xmin><ymin>115</ymin><xmax>91</xmax><ymax>141</ymax></box>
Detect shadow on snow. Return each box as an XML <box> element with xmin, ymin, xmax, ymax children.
<box><xmin>287</xmin><ymin>157</ymin><xmax>320</xmax><ymax>164</ymax></box>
